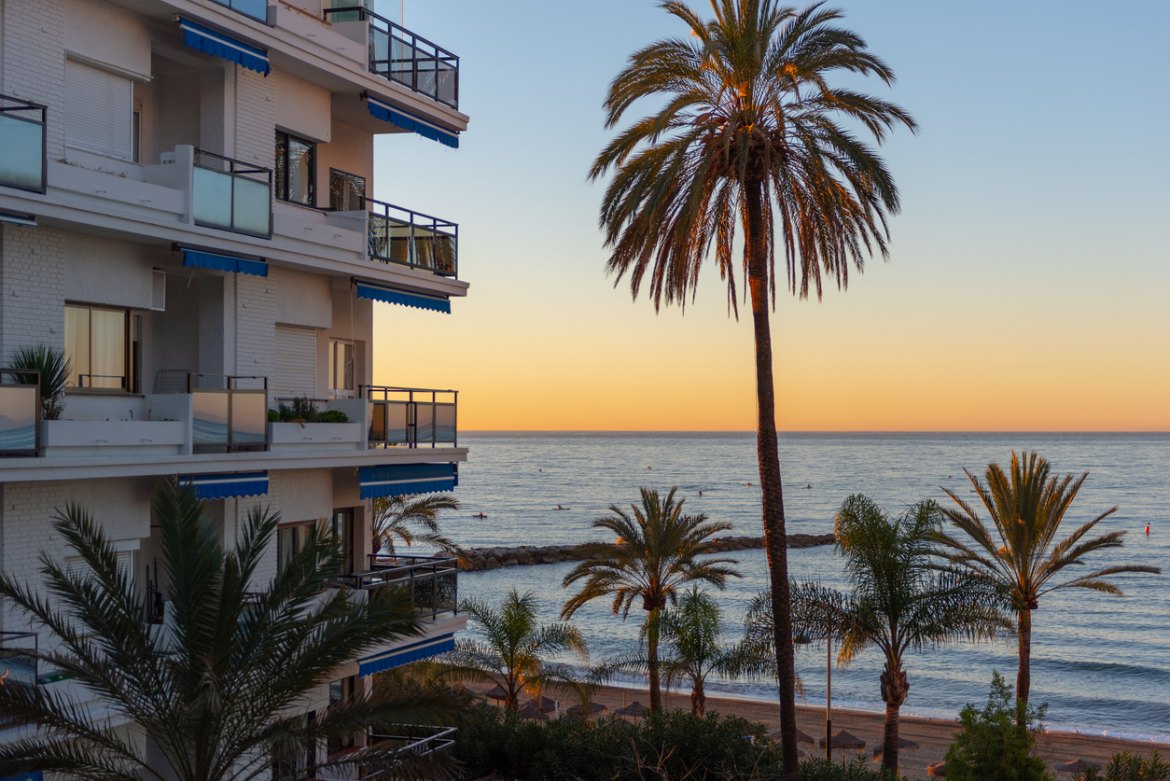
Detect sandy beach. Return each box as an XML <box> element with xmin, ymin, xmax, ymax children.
<box><xmin>476</xmin><ymin>683</ymin><xmax>1170</xmax><ymax>779</ymax></box>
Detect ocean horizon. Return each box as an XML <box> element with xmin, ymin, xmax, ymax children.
<box><xmin>433</xmin><ymin>431</ymin><xmax>1170</xmax><ymax>741</ymax></box>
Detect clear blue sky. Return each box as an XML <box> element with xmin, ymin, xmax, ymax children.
<box><xmin>372</xmin><ymin>1</ymin><xmax>1170</xmax><ymax>431</ymax></box>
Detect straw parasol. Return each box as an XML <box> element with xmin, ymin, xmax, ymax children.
<box><xmin>516</xmin><ymin>701</ymin><xmax>550</xmax><ymax>721</ymax></box>
<box><xmin>926</xmin><ymin>760</ymin><xmax>947</xmax><ymax>777</ymax></box>
<box><xmin>482</xmin><ymin>684</ymin><xmax>508</xmax><ymax>702</ymax></box>
<box><xmin>1056</xmin><ymin>759</ymin><xmax>1100</xmax><ymax>775</ymax></box>
<box><xmin>872</xmin><ymin>737</ymin><xmax>920</xmax><ymax>760</ymax></box>
<box><xmin>565</xmin><ymin>702</ymin><xmax>608</xmax><ymax>720</ymax></box>
<box><xmin>770</xmin><ymin>728</ymin><xmax>815</xmax><ymax>745</ymax></box>
<box><xmin>528</xmin><ymin>695</ymin><xmax>559</xmax><ymax>714</ymax></box>
<box><xmin>819</xmin><ymin>730</ymin><xmax>865</xmax><ymax>751</ymax></box>
<box><xmin>615</xmin><ymin>701</ymin><xmax>649</xmax><ymax>719</ymax></box>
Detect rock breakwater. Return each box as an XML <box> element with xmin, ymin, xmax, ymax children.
<box><xmin>458</xmin><ymin>533</ymin><xmax>835</xmax><ymax>572</ymax></box>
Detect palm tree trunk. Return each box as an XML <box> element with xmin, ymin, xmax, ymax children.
<box><xmin>1017</xmin><ymin>607</ymin><xmax>1032</xmax><ymax>734</ymax></box>
<box><xmin>744</xmin><ymin>179</ymin><xmax>799</xmax><ymax>781</ymax></box>
<box><xmin>647</xmin><ymin>608</ymin><xmax>662</xmax><ymax>712</ymax></box>
<box><xmin>880</xmin><ymin>661</ymin><xmax>909</xmax><ymax>777</ymax></box>
<box><xmin>882</xmin><ymin>701</ymin><xmax>902</xmax><ymax>776</ymax></box>
<box><xmin>692</xmin><ymin>676</ymin><xmax>705</xmax><ymax>717</ymax></box>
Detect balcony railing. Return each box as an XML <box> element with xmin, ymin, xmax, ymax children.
<box><xmin>323</xmin><ymin>6</ymin><xmax>458</xmax><ymax>108</ymax></box>
<box><xmin>187</xmin><ymin>373</ymin><xmax>269</xmax><ymax>453</ymax></box>
<box><xmin>192</xmin><ymin>149</ymin><xmax>272</xmax><ymax>238</ymax></box>
<box><xmin>0</xmin><ymin>368</ymin><xmax>41</xmax><ymax>457</ymax></box>
<box><xmin>0</xmin><ymin>94</ymin><xmax>46</xmax><ymax>193</ymax></box>
<box><xmin>366</xmin><ymin>198</ymin><xmax>457</xmax><ymax>277</ymax></box>
<box><xmin>364</xmin><ymin>386</ymin><xmax>456</xmax><ymax>449</ymax></box>
<box><xmin>331</xmin><ymin>554</ymin><xmax>458</xmax><ymax>619</ymax></box>
<box><xmin>209</xmin><ymin>0</ymin><xmax>268</xmax><ymax>23</ymax></box>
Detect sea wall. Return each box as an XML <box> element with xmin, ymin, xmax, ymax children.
<box><xmin>458</xmin><ymin>533</ymin><xmax>835</xmax><ymax>572</ymax></box>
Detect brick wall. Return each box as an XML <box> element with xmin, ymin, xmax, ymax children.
<box><xmin>0</xmin><ymin>225</ymin><xmax>67</xmax><ymax>364</ymax></box>
<box><xmin>1</xmin><ymin>0</ymin><xmax>65</xmax><ymax>159</ymax></box>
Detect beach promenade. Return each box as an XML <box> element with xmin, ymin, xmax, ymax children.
<box><xmin>474</xmin><ymin>682</ymin><xmax>1170</xmax><ymax>780</ymax></box>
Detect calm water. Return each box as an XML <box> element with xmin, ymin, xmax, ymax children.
<box><xmin>437</xmin><ymin>432</ymin><xmax>1169</xmax><ymax>740</ymax></box>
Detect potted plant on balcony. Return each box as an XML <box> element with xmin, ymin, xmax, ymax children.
<box><xmin>11</xmin><ymin>344</ymin><xmax>69</xmax><ymax>420</ymax></box>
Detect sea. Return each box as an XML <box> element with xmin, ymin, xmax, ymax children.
<box><xmin>435</xmin><ymin>432</ymin><xmax>1170</xmax><ymax>741</ymax></box>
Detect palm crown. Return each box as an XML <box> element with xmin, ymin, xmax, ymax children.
<box><xmin>372</xmin><ymin>493</ymin><xmax>461</xmax><ymax>556</ymax></box>
<box><xmin>562</xmin><ymin>487</ymin><xmax>739</xmax><ymax>711</ymax></box>
<box><xmin>0</xmin><ymin>482</ymin><xmax>456</xmax><ymax>781</ymax></box>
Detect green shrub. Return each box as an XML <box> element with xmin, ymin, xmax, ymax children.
<box><xmin>11</xmin><ymin>344</ymin><xmax>70</xmax><ymax>420</ymax></box>
<box><xmin>1079</xmin><ymin>752</ymin><xmax>1170</xmax><ymax>781</ymax></box>
<box><xmin>315</xmin><ymin>409</ymin><xmax>349</xmax><ymax>423</ymax></box>
<box><xmin>270</xmin><ymin>398</ymin><xmax>348</xmax><ymax>423</ymax></box>
<box><xmin>454</xmin><ymin>705</ymin><xmax>783</xmax><ymax>780</ymax></box>
<box><xmin>267</xmin><ymin>409</ymin><xmax>280</xmax><ymax>422</ymax></box>
<box><xmin>944</xmin><ymin>672</ymin><xmax>1052</xmax><ymax>781</ymax></box>
<box><xmin>799</xmin><ymin>757</ymin><xmax>894</xmax><ymax>780</ymax></box>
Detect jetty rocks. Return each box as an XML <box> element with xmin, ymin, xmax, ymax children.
<box><xmin>458</xmin><ymin>533</ymin><xmax>835</xmax><ymax>572</ymax></box>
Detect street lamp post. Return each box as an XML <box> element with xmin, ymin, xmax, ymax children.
<box><xmin>825</xmin><ymin>624</ymin><xmax>833</xmax><ymax>762</ymax></box>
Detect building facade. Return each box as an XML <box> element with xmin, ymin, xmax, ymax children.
<box><xmin>0</xmin><ymin>0</ymin><xmax>468</xmax><ymax>773</ymax></box>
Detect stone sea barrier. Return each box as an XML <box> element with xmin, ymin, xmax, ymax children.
<box><xmin>458</xmin><ymin>533</ymin><xmax>835</xmax><ymax>572</ymax></box>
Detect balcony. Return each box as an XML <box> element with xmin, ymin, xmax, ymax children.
<box><xmin>185</xmin><ymin>373</ymin><xmax>270</xmax><ymax>453</ymax></box>
<box><xmin>191</xmin><ymin>149</ymin><xmax>272</xmax><ymax>238</ymax></box>
<box><xmin>0</xmin><ymin>95</ymin><xmax>46</xmax><ymax>194</ymax></box>
<box><xmin>0</xmin><ymin>370</ymin><xmax>41</xmax><ymax>457</ymax></box>
<box><xmin>331</xmin><ymin>554</ymin><xmax>458</xmax><ymax>620</ymax></box>
<box><xmin>365</xmin><ymin>386</ymin><xmax>457</xmax><ymax>449</ymax></box>
<box><xmin>366</xmin><ymin>199</ymin><xmax>457</xmax><ymax>277</ymax></box>
<box><xmin>323</xmin><ymin>5</ymin><xmax>458</xmax><ymax>108</ymax></box>
<box><xmin>209</xmin><ymin>0</ymin><xmax>269</xmax><ymax>23</ymax></box>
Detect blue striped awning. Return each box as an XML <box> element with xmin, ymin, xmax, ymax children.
<box><xmin>180</xmin><ymin>471</ymin><xmax>268</xmax><ymax>500</ymax></box>
<box><xmin>179</xmin><ymin>17</ymin><xmax>270</xmax><ymax>76</ymax></box>
<box><xmin>359</xmin><ymin>463</ymin><xmax>457</xmax><ymax>499</ymax></box>
<box><xmin>181</xmin><ymin>247</ymin><xmax>268</xmax><ymax>277</ymax></box>
<box><xmin>366</xmin><ymin>95</ymin><xmax>459</xmax><ymax>149</ymax></box>
<box><xmin>0</xmin><ymin>773</ymin><xmax>44</xmax><ymax>781</ymax></box>
<box><xmin>355</xmin><ymin>281</ymin><xmax>449</xmax><ymax>314</ymax></box>
<box><xmin>358</xmin><ymin>634</ymin><xmax>455</xmax><ymax>676</ymax></box>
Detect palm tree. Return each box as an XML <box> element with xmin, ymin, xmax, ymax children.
<box><xmin>439</xmin><ymin>588</ymin><xmax>589</xmax><ymax>715</ymax></box>
<box><xmin>372</xmin><ymin>493</ymin><xmax>460</xmax><ymax>556</ymax></box>
<box><xmin>589</xmin><ymin>2</ymin><xmax>915</xmax><ymax>774</ymax></box>
<box><xmin>561</xmin><ymin>487</ymin><xmax>739</xmax><ymax>712</ymax></box>
<box><xmin>934</xmin><ymin>451</ymin><xmax>1161</xmax><ymax>732</ymax></box>
<box><xmin>0</xmin><ymin>481</ymin><xmax>458</xmax><ymax>781</ymax></box>
<box><xmin>636</xmin><ymin>586</ymin><xmax>773</xmax><ymax>716</ymax></box>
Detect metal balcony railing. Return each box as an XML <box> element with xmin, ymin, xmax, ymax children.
<box><xmin>0</xmin><ymin>368</ymin><xmax>41</xmax><ymax>457</ymax></box>
<box><xmin>209</xmin><ymin>0</ymin><xmax>268</xmax><ymax>23</ymax></box>
<box><xmin>331</xmin><ymin>554</ymin><xmax>458</xmax><ymax>619</ymax></box>
<box><xmin>366</xmin><ymin>198</ymin><xmax>457</xmax><ymax>277</ymax></box>
<box><xmin>187</xmin><ymin>373</ymin><xmax>269</xmax><ymax>453</ymax></box>
<box><xmin>192</xmin><ymin>149</ymin><xmax>272</xmax><ymax>238</ymax></box>
<box><xmin>0</xmin><ymin>94</ymin><xmax>46</xmax><ymax>193</ymax></box>
<box><xmin>322</xmin><ymin>5</ymin><xmax>458</xmax><ymax>108</ymax></box>
<box><xmin>364</xmin><ymin>386</ymin><xmax>457</xmax><ymax>449</ymax></box>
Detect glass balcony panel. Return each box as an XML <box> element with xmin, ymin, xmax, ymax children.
<box><xmin>192</xmin><ymin>391</ymin><xmax>229</xmax><ymax>450</ymax></box>
<box><xmin>192</xmin><ymin>167</ymin><xmax>233</xmax><ymax>230</ymax></box>
<box><xmin>385</xmin><ymin>402</ymin><xmax>408</xmax><ymax>445</ymax></box>
<box><xmin>368</xmin><ymin>401</ymin><xmax>387</xmax><ymax>444</ymax></box>
<box><xmin>415</xmin><ymin>403</ymin><xmax>435</xmax><ymax>445</ymax></box>
<box><xmin>230</xmin><ymin>391</ymin><xmax>267</xmax><ymax>449</ymax></box>
<box><xmin>211</xmin><ymin>0</ymin><xmax>267</xmax><ymax>22</ymax></box>
<box><xmin>434</xmin><ymin>404</ymin><xmax>456</xmax><ymax>446</ymax></box>
<box><xmin>0</xmin><ymin>385</ymin><xmax>38</xmax><ymax>452</ymax></box>
<box><xmin>232</xmin><ymin>176</ymin><xmax>271</xmax><ymax>237</ymax></box>
<box><xmin>0</xmin><ymin>636</ymin><xmax>37</xmax><ymax>687</ymax></box>
<box><xmin>0</xmin><ymin>113</ymin><xmax>44</xmax><ymax>192</ymax></box>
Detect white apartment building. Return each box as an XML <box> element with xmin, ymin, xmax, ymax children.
<box><xmin>0</xmin><ymin>0</ymin><xmax>468</xmax><ymax>774</ymax></box>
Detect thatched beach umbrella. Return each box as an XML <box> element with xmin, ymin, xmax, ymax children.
<box><xmin>516</xmin><ymin>701</ymin><xmax>549</xmax><ymax>721</ymax></box>
<box><xmin>872</xmin><ymin>737</ymin><xmax>919</xmax><ymax>760</ymax></box>
<box><xmin>616</xmin><ymin>701</ymin><xmax>649</xmax><ymax>719</ymax></box>
<box><xmin>482</xmin><ymin>684</ymin><xmax>508</xmax><ymax>702</ymax></box>
<box><xmin>528</xmin><ymin>695</ymin><xmax>559</xmax><ymax>714</ymax></box>
<box><xmin>819</xmin><ymin>730</ymin><xmax>865</xmax><ymax>751</ymax></box>
<box><xmin>1056</xmin><ymin>759</ymin><xmax>1100</xmax><ymax>775</ymax></box>
<box><xmin>770</xmin><ymin>728</ymin><xmax>815</xmax><ymax>745</ymax></box>
<box><xmin>926</xmin><ymin>760</ymin><xmax>946</xmax><ymax>777</ymax></box>
<box><xmin>565</xmin><ymin>702</ymin><xmax>608</xmax><ymax>720</ymax></box>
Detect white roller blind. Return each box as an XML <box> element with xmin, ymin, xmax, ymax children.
<box><xmin>63</xmin><ymin>551</ymin><xmax>134</xmax><ymax>583</ymax></box>
<box><xmin>274</xmin><ymin>326</ymin><xmax>318</xmax><ymax>399</ymax></box>
<box><xmin>65</xmin><ymin>60</ymin><xmax>133</xmax><ymax>160</ymax></box>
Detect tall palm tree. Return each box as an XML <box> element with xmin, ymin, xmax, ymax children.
<box><xmin>372</xmin><ymin>493</ymin><xmax>460</xmax><ymax>556</ymax></box>
<box><xmin>934</xmin><ymin>451</ymin><xmax>1161</xmax><ymax>731</ymax></box>
<box><xmin>0</xmin><ymin>480</ymin><xmax>458</xmax><ymax>781</ymax></box>
<box><xmin>439</xmin><ymin>589</ymin><xmax>589</xmax><ymax>715</ymax></box>
<box><xmin>643</xmin><ymin>586</ymin><xmax>773</xmax><ymax>716</ymax></box>
<box><xmin>772</xmin><ymin>495</ymin><xmax>1008</xmax><ymax>776</ymax></box>
<box><xmin>561</xmin><ymin>487</ymin><xmax>739</xmax><ymax>712</ymax></box>
<box><xmin>589</xmin><ymin>2</ymin><xmax>915</xmax><ymax>774</ymax></box>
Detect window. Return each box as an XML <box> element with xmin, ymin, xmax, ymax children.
<box><xmin>332</xmin><ymin>508</ymin><xmax>356</xmax><ymax>575</ymax></box>
<box><xmin>327</xmin><ymin>676</ymin><xmax>358</xmax><ymax>754</ymax></box>
<box><xmin>277</xmin><ymin>522</ymin><xmax>317</xmax><ymax>573</ymax></box>
<box><xmin>328</xmin><ymin>169</ymin><xmax>366</xmax><ymax>211</ymax></box>
<box><xmin>65</xmin><ymin>60</ymin><xmax>134</xmax><ymax>160</ymax></box>
<box><xmin>274</xmin><ymin>131</ymin><xmax>315</xmax><ymax>206</ymax></box>
<box><xmin>65</xmin><ymin>304</ymin><xmax>139</xmax><ymax>391</ymax></box>
<box><xmin>328</xmin><ymin>340</ymin><xmax>355</xmax><ymax>399</ymax></box>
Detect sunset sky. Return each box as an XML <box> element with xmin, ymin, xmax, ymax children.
<box><xmin>371</xmin><ymin>0</ymin><xmax>1170</xmax><ymax>432</ymax></box>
